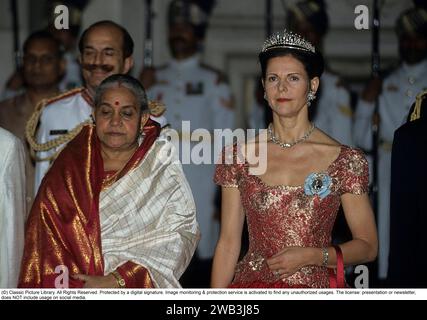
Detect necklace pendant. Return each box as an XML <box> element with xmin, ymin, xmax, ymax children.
<box><xmin>268</xmin><ymin>122</ymin><xmax>316</xmax><ymax>150</ymax></box>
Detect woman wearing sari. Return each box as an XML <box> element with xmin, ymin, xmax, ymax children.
<box><xmin>19</xmin><ymin>74</ymin><xmax>199</xmax><ymax>288</ymax></box>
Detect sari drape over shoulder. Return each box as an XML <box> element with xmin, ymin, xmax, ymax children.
<box><xmin>19</xmin><ymin>119</ymin><xmax>199</xmax><ymax>288</ymax></box>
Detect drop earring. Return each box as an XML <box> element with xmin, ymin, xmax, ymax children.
<box><xmin>307</xmin><ymin>90</ymin><xmax>316</xmax><ymax>107</ymax></box>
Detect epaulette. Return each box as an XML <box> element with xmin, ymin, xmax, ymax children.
<box><xmin>26</xmin><ymin>87</ymin><xmax>90</xmax><ymax>161</ymax></box>
<box><xmin>35</xmin><ymin>87</ymin><xmax>85</xmax><ymax>111</ymax></box>
<box><xmin>200</xmin><ymin>63</ymin><xmax>229</xmax><ymax>84</ymax></box>
<box><xmin>409</xmin><ymin>89</ymin><xmax>427</xmax><ymax>122</ymax></box>
<box><xmin>148</xmin><ymin>100</ymin><xmax>166</xmax><ymax>117</ymax></box>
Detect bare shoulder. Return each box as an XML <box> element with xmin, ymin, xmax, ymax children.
<box><xmin>243</xmin><ymin>130</ymin><xmax>269</xmax><ymax>166</ymax></box>
<box><xmin>311</xmin><ymin>129</ymin><xmax>368</xmax><ymax>172</ymax></box>
<box><xmin>308</xmin><ymin>128</ymin><xmax>343</xmax><ymax>161</ymax></box>
<box><xmin>311</xmin><ymin>128</ymin><xmax>341</xmax><ymax>147</ymax></box>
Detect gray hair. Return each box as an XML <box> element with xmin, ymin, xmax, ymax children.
<box><xmin>94</xmin><ymin>74</ymin><xmax>149</xmax><ymax>113</ymax></box>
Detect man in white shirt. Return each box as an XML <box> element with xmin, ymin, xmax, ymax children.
<box><xmin>0</xmin><ymin>127</ymin><xmax>26</xmax><ymax>288</ymax></box>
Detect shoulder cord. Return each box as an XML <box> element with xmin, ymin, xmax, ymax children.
<box><xmin>25</xmin><ymin>90</ymin><xmax>90</xmax><ymax>162</ymax></box>
<box><xmin>410</xmin><ymin>89</ymin><xmax>426</xmax><ymax>122</ymax></box>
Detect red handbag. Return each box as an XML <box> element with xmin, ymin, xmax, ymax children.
<box><xmin>328</xmin><ymin>245</ymin><xmax>345</xmax><ymax>288</ymax></box>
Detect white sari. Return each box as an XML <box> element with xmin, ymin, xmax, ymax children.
<box><xmin>99</xmin><ymin>130</ymin><xmax>200</xmax><ymax>288</ymax></box>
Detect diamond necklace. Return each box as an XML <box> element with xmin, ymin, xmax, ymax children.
<box><xmin>268</xmin><ymin>122</ymin><xmax>315</xmax><ymax>148</ymax></box>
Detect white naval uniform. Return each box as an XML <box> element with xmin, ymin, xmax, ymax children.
<box><xmin>34</xmin><ymin>88</ymin><xmax>167</xmax><ymax>193</ymax></box>
<box><xmin>315</xmin><ymin>71</ymin><xmax>353</xmax><ymax>146</ymax></box>
<box><xmin>0</xmin><ymin>128</ymin><xmax>26</xmax><ymax>288</ymax></box>
<box><xmin>354</xmin><ymin>59</ymin><xmax>427</xmax><ymax>279</ymax></box>
<box><xmin>148</xmin><ymin>55</ymin><xmax>235</xmax><ymax>259</ymax></box>
<box><xmin>34</xmin><ymin>89</ymin><xmax>92</xmax><ymax>193</ymax></box>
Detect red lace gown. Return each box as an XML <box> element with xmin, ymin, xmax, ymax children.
<box><xmin>214</xmin><ymin>145</ymin><xmax>369</xmax><ymax>288</ymax></box>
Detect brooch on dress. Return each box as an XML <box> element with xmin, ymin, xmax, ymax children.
<box><xmin>304</xmin><ymin>173</ymin><xmax>332</xmax><ymax>199</ymax></box>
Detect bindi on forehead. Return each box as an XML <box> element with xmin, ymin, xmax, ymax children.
<box><xmin>114</xmin><ymin>101</ymin><xmax>120</xmax><ymax>106</ymax></box>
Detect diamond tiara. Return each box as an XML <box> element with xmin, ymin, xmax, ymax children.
<box><xmin>261</xmin><ymin>29</ymin><xmax>315</xmax><ymax>54</ymax></box>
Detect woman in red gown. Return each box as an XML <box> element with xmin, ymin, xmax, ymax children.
<box><xmin>211</xmin><ymin>30</ymin><xmax>378</xmax><ymax>288</ymax></box>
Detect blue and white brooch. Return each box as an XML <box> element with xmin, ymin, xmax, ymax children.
<box><xmin>304</xmin><ymin>173</ymin><xmax>332</xmax><ymax>199</ymax></box>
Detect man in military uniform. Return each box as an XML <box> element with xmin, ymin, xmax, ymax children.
<box><xmin>388</xmin><ymin>89</ymin><xmax>427</xmax><ymax>288</ymax></box>
<box><xmin>0</xmin><ymin>31</ymin><xmax>64</xmax><ymax>205</ymax></box>
<box><xmin>354</xmin><ymin>6</ymin><xmax>427</xmax><ymax>281</ymax></box>
<box><xmin>286</xmin><ymin>0</ymin><xmax>353</xmax><ymax>146</ymax></box>
<box><xmin>28</xmin><ymin>20</ymin><xmax>165</xmax><ymax>193</ymax></box>
<box><xmin>140</xmin><ymin>0</ymin><xmax>234</xmax><ymax>287</ymax></box>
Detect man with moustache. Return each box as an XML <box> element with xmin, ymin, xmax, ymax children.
<box><xmin>140</xmin><ymin>0</ymin><xmax>234</xmax><ymax>287</ymax></box>
<box><xmin>354</xmin><ymin>6</ymin><xmax>427</xmax><ymax>282</ymax></box>
<box><xmin>27</xmin><ymin>20</ymin><xmax>165</xmax><ymax>192</ymax></box>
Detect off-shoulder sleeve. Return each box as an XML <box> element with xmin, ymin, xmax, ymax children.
<box><xmin>213</xmin><ymin>144</ymin><xmax>244</xmax><ymax>188</ymax></box>
<box><xmin>340</xmin><ymin>148</ymin><xmax>369</xmax><ymax>195</ymax></box>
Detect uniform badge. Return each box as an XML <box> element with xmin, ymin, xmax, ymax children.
<box><xmin>186</xmin><ymin>82</ymin><xmax>204</xmax><ymax>95</ymax></box>
<box><xmin>50</xmin><ymin>129</ymin><xmax>68</xmax><ymax>135</ymax></box>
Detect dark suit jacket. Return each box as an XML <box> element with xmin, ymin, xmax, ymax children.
<box><xmin>388</xmin><ymin>117</ymin><xmax>427</xmax><ymax>287</ymax></box>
